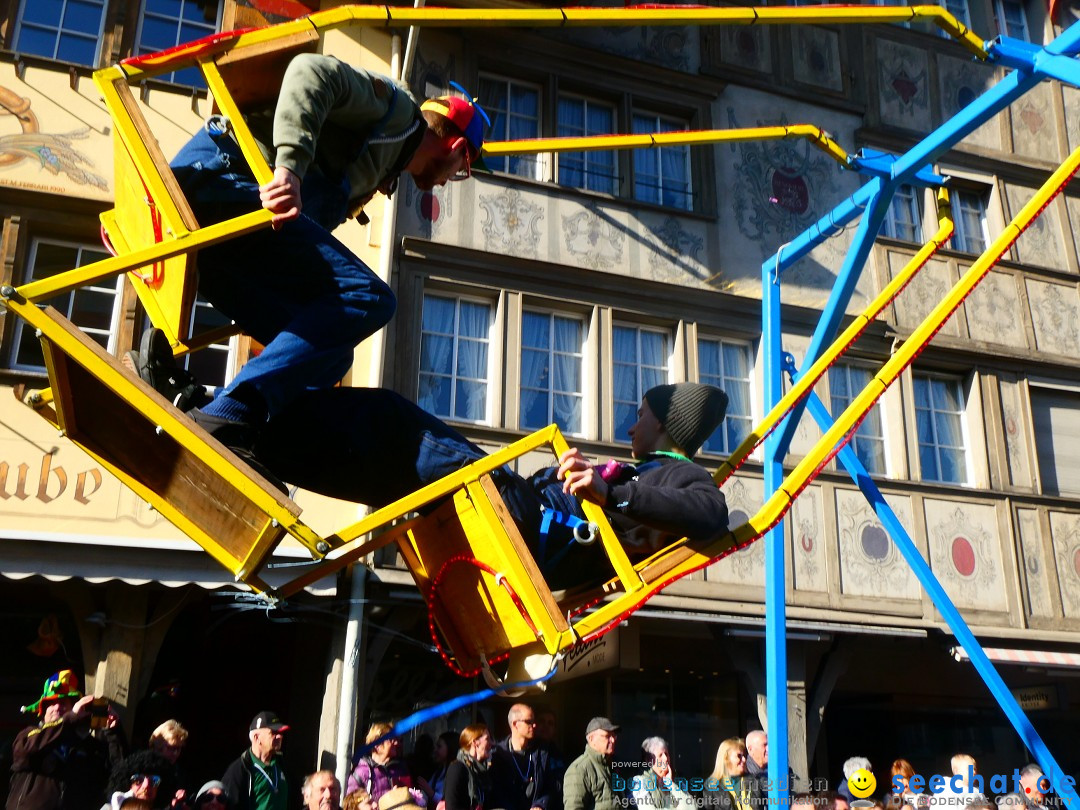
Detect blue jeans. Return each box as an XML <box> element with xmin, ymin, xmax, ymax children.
<box><xmin>170</xmin><ymin>128</ymin><xmax>395</xmax><ymax>419</ymax></box>
<box><xmin>257</xmin><ymin>388</ymin><xmax>604</xmax><ymax>587</ymax></box>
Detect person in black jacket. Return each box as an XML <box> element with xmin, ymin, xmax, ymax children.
<box><xmin>221</xmin><ymin>712</ymin><xmax>290</xmax><ymax>810</ymax></box>
<box><xmin>443</xmin><ymin>727</ymin><xmax>493</xmax><ymax>810</ymax></box>
<box><xmin>7</xmin><ymin>670</ymin><xmax>126</xmax><ymax>810</ymax></box>
<box><xmin>490</xmin><ymin>704</ymin><xmax>561</xmax><ymax>810</ymax></box>
<box><xmin>257</xmin><ymin>382</ymin><xmax>730</xmax><ymax>590</ymax></box>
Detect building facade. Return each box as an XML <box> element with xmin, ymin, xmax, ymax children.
<box><xmin>0</xmin><ymin>0</ymin><xmax>1078</xmax><ymax>798</ymax></box>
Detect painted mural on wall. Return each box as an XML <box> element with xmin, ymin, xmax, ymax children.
<box><xmin>938</xmin><ymin>55</ymin><xmax>1002</xmax><ymax>151</ymax></box>
<box><xmin>1016</xmin><ymin>508</ymin><xmax>1054</xmax><ymax>618</ymax></box>
<box><xmin>547</xmin><ymin>26</ymin><xmax>698</xmax><ymax>73</ymax></box>
<box><xmin>791</xmin><ymin>26</ymin><xmax>843</xmax><ymax>93</ymax></box>
<box><xmin>964</xmin><ymin>271</ymin><xmax>1026</xmax><ymax>348</ymax></box>
<box><xmin>925</xmin><ymin>500</ymin><xmax>1008</xmax><ymax>613</ymax></box>
<box><xmin>836</xmin><ymin>488</ymin><xmax>920</xmax><ymax>600</ymax></box>
<box><xmin>0</xmin><ymin>84</ymin><xmax>107</xmax><ymax>196</ymax></box>
<box><xmin>791</xmin><ymin>485</ymin><xmax>828</xmax><ymax>593</ymax></box>
<box><xmin>1048</xmin><ymin>511</ymin><xmax>1080</xmax><ymax>618</ymax></box>
<box><xmin>1025</xmin><ymin>278</ymin><xmax>1080</xmax><ymax>356</ymax></box>
<box><xmin>708</xmin><ymin>476</ymin><xmax>765</xmax><ymax>586</ymax></box>
<box><xmin>877</xmin><ymin>38</ymin><xmax>931</xmax><ymax>131</ymax></box>
<box><xmin>479</xmin><ymin>187</ymin><xmax>544</xmax><ymax>259</ymax></box>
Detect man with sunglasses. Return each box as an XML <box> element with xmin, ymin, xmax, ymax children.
<box><xmin>100</xmin><ymin>751</ymin><xmax>172</xmax><ymax>810</ymax></box>
<box><xmin>194</xmin><ymin>782</ymin><xmax>230</xmax><ymax>810</ymax></box>
<box><xmin>491</xmin><ymin>704</ymin><xmax>562</xmax><ymax>810</ymax></box>
<box><xmin>152</xmin><ymin>54</ymin><xmax>488</xmax><ymax>489</ymax></box>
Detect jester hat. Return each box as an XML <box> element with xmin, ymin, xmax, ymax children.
<box><xmin>23</xmin><ymin>669</ymin><xmax>82</xmax><ymax>716</ymax></box>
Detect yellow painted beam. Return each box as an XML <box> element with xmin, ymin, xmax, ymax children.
<box><xmin>713</xmin><ymin>188</ymin><xmax>954</xmax><ymax>485</ymax></box>
<box><xmin>484</xmin><ymin>125</ymin><xmax>850</xmax><ymax>166</ymax></box>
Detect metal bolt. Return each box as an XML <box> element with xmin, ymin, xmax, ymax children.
<box><xmin>0</xmin><ymin>284</ymin><xmax>14</xmax><ymax>299</ymax></box>
<box><xmin>155</xmin><ymin>425</ymin><xmax>164</xmax><ymax>435</ymax></box>
<box><xmin>316</xmin><ymin>541</ymin><xmax>330</xmax><ymax>554</ymax></box>
<box><xmin>270</xmin><ymin>519</ymin><xmax>279</xmax><ymax>528</ymax></box>
<box><xmin>35</xmin><ymin>329</ymin><xmax>43</xmax><ymax>338</ymax></box>
<box><xmin>28</xmin><ymin>392</ymin><xmax>41</xmax><ymax>405</ymax></box>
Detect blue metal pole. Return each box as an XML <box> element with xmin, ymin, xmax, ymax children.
<box><xmin>762</xmin><ymin>200</ymin><xmax>789</xmax><ymax>805</ymax></box>
<box><xmin>792</xmin><ymin>375</ymin><xmax>1079</xmax><ymax>809</ymax></box>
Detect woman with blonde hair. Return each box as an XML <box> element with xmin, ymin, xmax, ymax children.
<box><xmin>703</xmin><ymin>738</ymin><xmax>752</xmax><ymax>810</ymax></box>
<box><xmin>346</xmin><ymin>722</ymin><xmax>423</xmax><ymax>803</ymax></box>
<box><xmin>443</xmin><ymin>724</ymin><xmax>493</xmax><ymax>810</ymax></box>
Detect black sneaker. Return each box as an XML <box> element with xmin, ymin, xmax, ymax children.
<box><xmin>189</xmin><ymin>408</ymin><xmax>289</xmax><ymax>496</ymax></box>
<box><xmin>124</xmin><ymin>328</ymin><xmax>208</xmax><ymax>412</ymax></box>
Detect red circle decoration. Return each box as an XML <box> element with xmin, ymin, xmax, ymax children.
<box><xmin>952</xmin><ymin>536</ymin><xmax>976</xmax><ymax>577</ymax></box>
<box><xmin>800</xmin><ymin>534</ymin><xmax>813</xmax><ymax>553</ymax></box>
<box><xmin>1073</xmin><ymin>547</ymin><xmax>1080</xmax><ymax>578</ymax></box>
<box><xmin>420</xmin><ymin>192</ymin><xmax>440</xmax><ymax>222</ymax></box>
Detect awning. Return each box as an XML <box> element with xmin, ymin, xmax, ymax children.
<box><xmin>951</xmin><ymin>646</ymin><xmax>1080</xmax><ymax>669</ymax></box>
<box><xmin>0</xmin><ymin>537</ymin><xmax>337</xmax><ymax>595</ymax></box>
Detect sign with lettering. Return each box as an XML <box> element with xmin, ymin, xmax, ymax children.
<box><xmin>555</xmin><ymin>633</ymin><xmax>619</xmax><ymax>681</ymax></box>
<box><xmin>1010</xmin><ymin>685</ymin><xmax>1058</xmax><ymax>711</ymax></box>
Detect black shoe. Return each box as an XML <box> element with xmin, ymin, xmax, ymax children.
<box><xmin>189</xmin><ymin>408</ymin><xmax>289</xmax><ymax>496</ymax></box>
<box><xmin>124</xmin><ymin>328</ymin><xmax>208</xmax><ymax>412</ymax></box>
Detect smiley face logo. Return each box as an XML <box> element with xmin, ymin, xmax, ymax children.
<box><xmin>848</xmin><ymin>768</ymin><xmax>876</xmax><ymax>799</ymax></box>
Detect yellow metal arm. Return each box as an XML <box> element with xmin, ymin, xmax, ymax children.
<box><xmin>713</xmin><ymin>188</ymin><xmax>954</xmax><ymax>485</ymax></box>
<box><xmin>485</xmin><ymin>125</ymin><xmax>851</xmax><ymax>166</ymax></box>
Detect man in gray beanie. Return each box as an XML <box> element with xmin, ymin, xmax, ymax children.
<box><xmin>257</xmin><ymin>382</ymin><xmax>730</xmax><ymax>587</ymax></box>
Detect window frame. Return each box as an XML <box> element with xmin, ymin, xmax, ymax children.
<box><xmin>950</xmin><ymin>186</ymin><xmax>992</xmax><ymax>255</ymax></box>
<box><xmin>630</xmin><ymin>109</ymin><xmax>694</xmax><ymax>211</ymax></box>
<box><xmin>518</xmin><ymin>305</ymin><xmax>589</xmax><ymax>438</ymax></box>
<box><xmin>1027</xmin><ymin>380</ymin><xmax>1080</xmax><ymax>497</ymax></box>
<box><xmin>133</xmin><ymin>0</ymin><xmax>223</xmax><ymax>86</ymax></box>
<box><xmin>828</xmin><ymin>361</ymin><xmax>889</xmax><ymax>477</ymax></box>
<box><xmin>695</xmin><ymin>333</ymin><xmax>755</xmax><ymax>457</ymax></box>
<box><xmin>610</xmin><ymin>321</ymin><xmax>674</xmax><ymax>445</ymax></box>
<box><xmin>13</xmin><ymin>0</ymin><xmax>108</xmax><ymax>66</ymax></box>
<box><xmin>555</xmin><ymin>91</ymin><xmax>619</xmax><ymax>196</ymax></box>
<box><xmin>910</xmin><ymin>370</ymin><xmax>973</xmax><ymax>486</ymax></box>
<box><xmin>417</xmin><ymin>290</ymin><xmax>499</xmax><ymax>427</ymax></box>
<box><xmin>993</xmin><ymin>0</ymin><xmax>1030</xmax><ymax>41</ymax></box>
<box><xmin>477</xmin><ymin>72</ymin><xmax>548</xmax><ymax>181</ymax></box>
<box><xmin>8</xmin><ymin>236</ymin><xmax>122</xmax><ymax>372</ymax></box>
<box><xmin>880</xmin><ymin>184</ymin><xmax>924</xmax><ymax>243</ymax></box>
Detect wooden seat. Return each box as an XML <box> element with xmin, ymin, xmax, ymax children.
<box><xmin>18</xmin><ymin>305</ymin><xmax>326</xmax><ymax>593</ymax></box>
<box><xmin>395</xmin><ymin>476</ymin><xmax>573</xmax><ymax>679</ymax></box>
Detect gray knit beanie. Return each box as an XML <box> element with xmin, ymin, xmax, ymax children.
<box><xmin>644</xmin><ymin>383</ymin><xmax>729</xmax><ymax>457</ymax></box>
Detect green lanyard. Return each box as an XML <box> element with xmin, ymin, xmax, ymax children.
<box><xmin>648</xmin><ymin>450</ymin><xmax>692</xmax><ymax>463</ymax></box>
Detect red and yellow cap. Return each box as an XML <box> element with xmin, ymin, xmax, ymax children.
<box><xmin>421</xmin><ymin>82</ymin><xmax>490</xmax><ymax>165</ymax></box>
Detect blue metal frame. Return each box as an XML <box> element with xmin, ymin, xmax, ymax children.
<box><xmin>757</xmin><ymin>21</ymin><xmax>1080</xmax><ymax>808</ymax></box>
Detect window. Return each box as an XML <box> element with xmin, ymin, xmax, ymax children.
<box><xmin>135</xmin><ymin>0</ymin><xmax>222</xmax><ymax>86</ymax></box>
<box><xmin>913</xmin><ymin>373</ymin><xmax>968</xmax><ymax>484</ymax></box>
<box><xmin>951</xmin><ymin>189</ymin><xmax>990</xmax><ymax>254</ymax></box>
<box><xmin>557</xmin><ymin>95</ymin><xmax>618</xmax><ymax>195</ymax></box>
<box><xmin>181</xmin><ymin>297</ymin><xmax>234</xmax><ymax>387</ymax></box>
<box><xmin>632</xmin><ymin>113</ymin><xmax>692</xmax><ymax>210</ymax></box>
<box><xmin>880</xmin><ymin>185</ymin><xmax>923</xmax><ymax>243</ymax></box>
<box><xmin>697</xmin><ymin>337</ymin><xmax>753</xmax><ymax>455</ymax></box>
<box><xmin>613</xmin><ymin>324</ymin><xmax>670</xmax><ymax>443</ymax></box>
<box><xmin>829</xmin><ymin>363</ymin><xmax>886</xmax><ymax>475</ymax></box>
<box><xmin>520</xmin><ymin>310</ymin><xmax>585</xmax><ymax>435</ymax></box>
<box><xmin>13</xmin><ymin>0</ymin><xmax>106</xmax><ymax>65</ymax></box>
<box><xmin>937</xmin><ymin>0</ymin><xmax>971</xmax><ymax>36</ymax></box>
<box><xmin>994</xmin><ymin>0</ymin><xmax>1030</xmax><ymax>40</ymax></box>
<box><xmin>478</xmin><ymin>76</ymin><xmax>543</xmax><ymax>180</ymax></box>
<box><xmin>9</xmin><ymin>239</ymin><xmax>116</xmax><ymax>370</ymax></box>
<box><xmin>1030</xmin><ymin>387</ymin><xmax>1080</xmax><ymax>496</ymax></box>
<box><xmin>418</xmin><ymin>294</ymin><xmax>493</xmax><ymax>423</ymax></box>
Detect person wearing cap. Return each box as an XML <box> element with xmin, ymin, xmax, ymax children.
<box><xmin>152</xmin><ymin>54</ymin><xmax>489</xmax><ymax>487</ymax></box>
<box><xmin>378</xmin><ymin>788</ymin><xmax>422</xmax><ymax>810</ymax></box>
<box><xmin>7</xmin><ymin>670</ymin><xmax>126</xmax><ymax>810</ymax></box>
<box><xmin>221</xmin><ymin>712</ymin><xmax>290</xmax><ymax>810</ymax></box>
<box><xmin>301</xmin><ymin>771</ymin><xmax>342</xmax><ymax>810</ymax></box>
<box><xmin>194</xmin><ymin>782</ymin><xmax>231</xmax><ymax>810</ymax></box>
<box><xmin>562</xmin><ymin>718</ymin><xmax>620</xmax><ymax>810</ymax></box>
<box><xmin>257</xmin><ymin>381</ymin><xmax>730</xmax><ymax>589</ymax></box>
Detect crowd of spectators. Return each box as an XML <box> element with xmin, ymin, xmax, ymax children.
<box><xmin>5</xmin><ymin>670</ymin><xmax>1065</xmax><ymax>810</ymax></box>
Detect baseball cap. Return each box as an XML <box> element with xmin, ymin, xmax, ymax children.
<box><xmin>250</xmin><ymin>711</ymin><xmax>289</xmax><ymax>732</ymax></box>
<box><xmin>420</xmin><ymin>81</ymin><xmax>491</xmax><ymax>168</ymax></box>
<box><xmin>585</xmin><ymin>717</ymin><xmax>619</xmax><ymax>736</ymax></box>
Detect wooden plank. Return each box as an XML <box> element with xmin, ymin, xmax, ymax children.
<box><xmin>214</xmin><ymin>29</ymin><xmax>319</xmax><ymax>111</ymax></box>
<box><xmin>478</xmin><ymin>476</ymin><xmax>570</xmax><ymax>633</ymax></box>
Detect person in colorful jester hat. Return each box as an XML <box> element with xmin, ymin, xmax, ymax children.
<box><xmin>7</xmin><ymin>670</ymin><xmax>127</xmax><ymax>810</ymax></box>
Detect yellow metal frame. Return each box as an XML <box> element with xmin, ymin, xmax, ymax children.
<box><xmin>0</xmin><ymin>5</ymin><xmax>1021</xmax><ymax>681</ymax></box>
